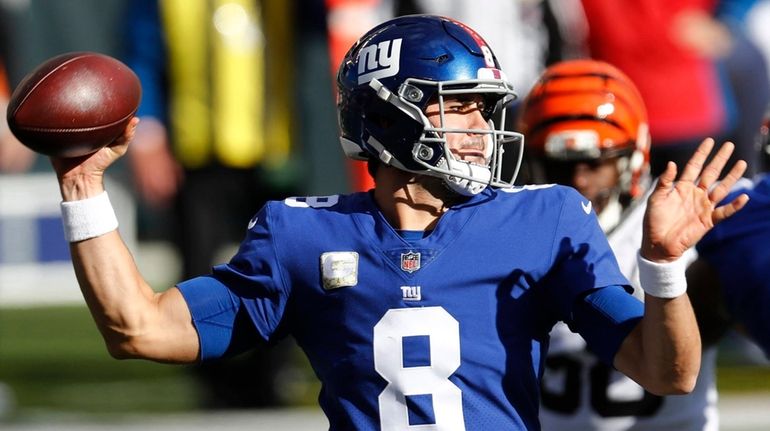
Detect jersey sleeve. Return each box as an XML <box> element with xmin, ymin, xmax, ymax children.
<box><xmin>176</xmin><ymin>203</ymin><xmax>291</xmax><ymax>361</ymax></box>
<box><xmin>572</xmin><ymin>286</ymin><xmax>644</xmax><ymax>365</ymax></box>
<box><xmin>545</xmin><ymin>187</ymin><xmax>643</xmax><ymax>364</ymax></box>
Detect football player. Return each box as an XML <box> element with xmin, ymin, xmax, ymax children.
<box><xmin>695</xmin><ymin>176</ymin><xmax>770</xmax><ymax>359</ymax></box>
<box><xmin>45</xmin><ymin>16</ymin><xmax>746</xmax><ymax>429</ymax></box>
<box><xmin>687</xmin><ymin>107</ymin><xmax>770</xmax><ymax>362</ymax></box>
<box><xmin>518</xmin><ymin>59</ymin><xmax>720</xmax><ymax>430</ymax></box>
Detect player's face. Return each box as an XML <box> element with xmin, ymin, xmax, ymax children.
<box><xmin>424</xmin><ymin>94</ymin><xmax>492</xmax><ymax>167</ymax></box>
<box><xmin>544</xmin><ymin>157</ymin><xmax>621</xmax><ymax>214</ymax></box>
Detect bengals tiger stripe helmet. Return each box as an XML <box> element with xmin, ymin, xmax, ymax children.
<box><xmin>518</xmin><ymin>59</ymin><xmax>651</xmax><ymax>201</ymax></box>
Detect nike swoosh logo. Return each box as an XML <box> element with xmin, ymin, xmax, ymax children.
<box><xmin>581</xmin><ymin>200</ymin><xmax>592</xmax><ymax>214</ymax></box>
<box><xmin>247</xmin><ymin>216</ymin><xmax>259</xmax><ymax>229</ymax></box>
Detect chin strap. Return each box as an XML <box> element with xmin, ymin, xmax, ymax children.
<box><xmin>439</xmin><ymin>156</ymin><xmax>492</xmax><ymax>196</ymax></box>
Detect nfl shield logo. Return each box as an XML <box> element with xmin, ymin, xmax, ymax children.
<box><xmin>400</xmin><ymin>251</ymin><xmax>421</xmax><ymax>273</ymax></box>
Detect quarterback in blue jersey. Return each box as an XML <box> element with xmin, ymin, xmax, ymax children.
<box><xmin>45</xmin><ymin>15</ymin><xmax>748</xmax><ymax>430</ymax></box>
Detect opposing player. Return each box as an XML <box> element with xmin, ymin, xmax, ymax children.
<box><xmin>517</xmin><ymin>59</ymin><xmax>722</xmax><ymax>430</ymax></box>
<box><xmin>46</xmin><ymin>16</ymin><xmax>746</xmax><ymax>429</ymax></box>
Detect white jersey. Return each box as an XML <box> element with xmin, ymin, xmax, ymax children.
<box><xmin>540</xmin><ymin>197</ymin><xmax>718</xmax><ymax>431</ymax></box>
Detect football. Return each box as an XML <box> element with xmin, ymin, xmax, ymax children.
<box><xmin>6</xmin><ymin>52</ymin><xmax>141</xmax><ymax>158</ymax></box>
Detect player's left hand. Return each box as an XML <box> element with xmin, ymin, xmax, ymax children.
<box><xmin>641</xmin><ymin>138</ymin><xmax>749</xmax><ymax>262</ymax></box>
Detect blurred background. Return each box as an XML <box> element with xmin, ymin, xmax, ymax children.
<box><xmin>0</xmin><ymin>0</ymin><xmax>769</xmax><ymax>429</ymax></box>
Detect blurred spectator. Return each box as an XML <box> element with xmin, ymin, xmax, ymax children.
<box><xmin>579</xmin><ymin>0</ymin><xmax>769</xmax><ymax>178</ymax></box>
<box><xmin>746</xmin><ymin>0</ymin><xmax>770</xmax><ymax>170</ymax></box>
<box><xmin>747</xmin><ymin>0</ymin><xmax>770</xmax><ymax>83</ymax></box>
<box><xmin>539</xmin><ymin>0</ymin><xmax>590</xmax><ymax>64</ymax></box>
<box><xmin>125</xmin><ymin>0</ymin><xmax>302</xmax><ymax>409</ymax></box>
<box><xmin>715</xmin><ymin>2</ymin><xmax>770</xmax><ymax>178</ymax></box>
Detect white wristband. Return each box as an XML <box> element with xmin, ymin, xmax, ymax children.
<box><xmin>60</xmin><ymin>191</ymin><xmax>119</xmax><ymax>242</ymax></box>
<box><xmin>637</xmin><ymin>251</ymin><xmax>688</xmax><ymax>298</ymax></box>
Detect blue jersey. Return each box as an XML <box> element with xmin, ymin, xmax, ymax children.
<box><xmin>178</xmin><ymin>185</ymin><xmax>641</xmax><ymax>430</ymax></box>
<box><xmin>697</xmin><ymin>174</ymin><xmax>770</xmax><ymax>358</ymax></box>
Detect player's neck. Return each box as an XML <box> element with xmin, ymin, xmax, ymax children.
<box><xmin>373</xmin><ymin>167</ymin><xmax>449</xmax><ymax>231</ymax></box>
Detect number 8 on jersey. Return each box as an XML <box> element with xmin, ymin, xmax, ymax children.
<box><xmin>374</xmin><ymin>307</ymin><xmax>465</xmax><ymax>430</ymax></box>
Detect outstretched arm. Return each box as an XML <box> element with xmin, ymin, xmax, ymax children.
<box><xmin>614</xmin><ymin>138</ymin><xmax>748</xmax><ymax>395</ymax></box>
<box><xmin>51</xmin><ymin>118</ymin><xmax>199</xmax><ymax>363</ymax></box>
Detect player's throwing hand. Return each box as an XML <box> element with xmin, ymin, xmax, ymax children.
<box><xmin>49</xmin><ymin>117</ymin><xmax>139</xmax><ymax>200</ymax></box>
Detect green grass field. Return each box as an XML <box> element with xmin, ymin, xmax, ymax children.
<box><xmin>0</xmin><ymin>305</ymin><xmax>200</xmax><ymax>415</ymax></box>
<box><xmin>1</xmin><ymin>305</ymin><xmax>769</xmax><ymax>418</ymax></box>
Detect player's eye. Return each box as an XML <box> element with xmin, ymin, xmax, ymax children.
<box><xmin>445</xmin><ymin>99</ymin><xmax>481</xmax><ymax>114</ymax></box>
<box><xmin>445</xmin><ymin>103</ymin><xmax>465</xmax><ymax>113</ymax></box>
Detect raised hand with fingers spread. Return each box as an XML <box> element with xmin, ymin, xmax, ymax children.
<box><xmin>642</xmin><ymin>138</ymin><xmax>750</xmax><ymax>263</ymax></box>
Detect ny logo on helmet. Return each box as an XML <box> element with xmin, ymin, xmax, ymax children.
<box><xmin>357</xmin><ymin>38</ymin><xmax>402</xmax><ymax>84</ymax></box>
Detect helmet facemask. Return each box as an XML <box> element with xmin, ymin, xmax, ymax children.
<box><xmin>539</xmin><ymin>135</ymin><xmax>634</xmax><ymax>230</ymax></box>
<box><xmin>360</xmin><ymin>76</ymin><xmax>523</xmax><ymax>196</ymax></box>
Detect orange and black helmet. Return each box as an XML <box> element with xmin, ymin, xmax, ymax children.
<box><xmin>518</xmin><ymin>59</ymin><xmax>650</xmax><ymax>200</ymax></box>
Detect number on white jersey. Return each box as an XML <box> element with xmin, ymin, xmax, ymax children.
<box><xmin>541</xmin><ymin>354</ymin><xmax>662</xmax><ymax>417</ymax></box>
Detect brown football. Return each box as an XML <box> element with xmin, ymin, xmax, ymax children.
<box><xmin>6</xmin><ymin>52</ymin><xmax>141</xmax><ymax>158</ymax></box>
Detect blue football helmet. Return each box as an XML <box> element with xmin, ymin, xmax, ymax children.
<box><xmin>337</xmin><ymin>15</ymin><xmax>524</xmax><ymax>195</ymax></box>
